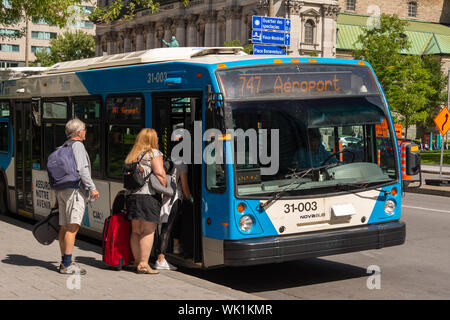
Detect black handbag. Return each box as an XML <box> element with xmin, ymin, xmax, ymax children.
<box><xmin>122</xmin><ymin>151</ymin><xmax>151</xmax><ymax>190</ymax></box>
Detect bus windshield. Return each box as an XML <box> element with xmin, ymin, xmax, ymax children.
<box><xmin>229</xmin><ymin>96</ymin><xmax>398</xmax><ymax>197</ymax></box>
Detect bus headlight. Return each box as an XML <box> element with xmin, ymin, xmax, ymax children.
<box><xmin>239</xmin><ymin>215</ymin><xmax>253</xmax><ymax>232</ymax></box>
<box><xmin>384</xmin><ymin>200</ymin><xmax>396</xmax><ymax>215</ymax></box>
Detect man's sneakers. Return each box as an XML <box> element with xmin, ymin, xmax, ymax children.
<box><xmin>153</xmin><ymin>259</ymin><xmax>177</xmax><ymax>271</ymax></box>
<box><xmin>59</xmin><ymin>262</ymin><xmax>87</xmax><ymax>275</ymax></box>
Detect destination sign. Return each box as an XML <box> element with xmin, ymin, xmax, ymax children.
<box><xmin>252</xmin><ymin>30</ymin><xmax>290</xmax><ymax>46</ymax></box>
<box><xmin>252</xmin><ymin>16</ymin><xmax>291</xmax><ymax>32</ymax></box>
<box><xmin>217</xmin><ymin>65</ymin><xmax>379</xmax><ymax>99</ymax></box>
<box><xmin>253</xmin><ymin>44</ymin><xmax>286</xmax><ymax>55</ymax></box>
<box><xmin>106</xmin><ymin>96</ymin><xmax>143</xmax><ymax>120</ymax></box>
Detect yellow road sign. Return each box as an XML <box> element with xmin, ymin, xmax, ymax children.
<box><xmin>433</xmin><ymin>106</ymin><xmax>450</xmax><ymax>136</ymax></box>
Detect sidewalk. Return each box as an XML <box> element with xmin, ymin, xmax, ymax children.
<box><xmin>405</xmin><ymin>164</ymin><xmax>450</xmax><ymax>197</ymax></box>
<box><xmin>0</xmin><ymin>213</ymin><xmax>261</xmax><ymax>300</ymax></box>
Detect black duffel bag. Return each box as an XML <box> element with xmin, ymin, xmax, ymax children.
<box><xmin>32</xmin><ymin>208</ymin><xmax>60</xmax><ymax>245</ymax></box>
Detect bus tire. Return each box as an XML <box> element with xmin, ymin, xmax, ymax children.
<box><xmin>0</xmin><ymin>176</ymin><xmax>6</xmax><ymax>215</ymax></box>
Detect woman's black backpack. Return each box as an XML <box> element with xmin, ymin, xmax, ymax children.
<box><xmin>122</xmin><ymin>151</ymin><xmax>151</xmax><ymax>190</ymax></box>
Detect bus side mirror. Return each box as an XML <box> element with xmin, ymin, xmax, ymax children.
<box><xmin>405</xmin><ymin>143</ymin><xmax>421</xmax><ymax>176</ymax></box>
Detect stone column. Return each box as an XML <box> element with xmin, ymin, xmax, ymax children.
<box><xmin>186</xmin><ymin>15</ymin><xmax>198</xmax><ymax>47</ymax></box>
<box><xmin>204</xmin><ymin>11</ymin><xmax>217</xmax><ymax>47</ymax></box>
<box><xmin>123</xmin><ymin>28</ymin><xmax>133</xmax><ymax>53</ymax></box>
<box><xmin>196</xmin><ymin>18</ymin><xmax>205</xmax><ymax>47</ymax></box>
<box><xmin>216</xmin><ymin>14</ymin><xmax>226</xmax><ymax>47</ymax></box>
<box><xmin>94</xmin><ymin>35</ymin><xmax>102</xmax><ymax>56</ymax></box>
<box><xmin>106</xmin><ymin>31</ymin><xmax>117</xmax><ymax>55</ymax></box>
<box><xmin>145</xmin><ymin>22</ymin><xmax>156</xmax><ymax>49</ymax></box>
<box><xmin>135</xmin><ymin>24</ymin><xmax>145</xmax><ymax>51</ymax></box>
<box><xmin>156</xmin><ymin>23</ymin><xmax>165</xmax><ymax>48</ymax></box>
<box><xmin>225</xmin><ymin>6</ymin><xmax>242</xmax><ymax>42</ymax></box>
<box><xmin>322</xmin><ymin>4</ymin><xmax>340</xmax><ymax>57</ymax></box>
<box><xmin>163</xmin><ymin>18</ymin><xmax>173</xmax><ymax>44</ymax></box>
<box><xmin>287</xmin><ymin>1</ymin><xmax>304</xmax><ymax>55</ymax></box>
<box><xmin>174</xmin><ymin>16</ymin><xmax>187</xmax><ymax>47</ymax></box>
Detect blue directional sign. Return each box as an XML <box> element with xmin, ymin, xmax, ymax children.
<box><xmin>252</xmin><ymin>30</ymin><xmax>290</xmax><ymax>46</ymax></box>
<box><xmin>252</xmin><ymin>16</ymin><xmax>291</xmax><ymax>32</ymax></box>
<box><xmin>253</xmin><ymin>44</ymin><xmax>286</xmax><ymax>55</ymax></box>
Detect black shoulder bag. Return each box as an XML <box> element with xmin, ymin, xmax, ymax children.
<box><xmin>122</xmin><ymin>151</ymin><xmax>151</xmax><ymax>190</ymax></box>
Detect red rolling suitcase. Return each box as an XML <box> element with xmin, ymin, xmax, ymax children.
<box><xmin>102</xmin><ymin>210</ymin><xmax>133</xmax><ymax>270</ymax></box>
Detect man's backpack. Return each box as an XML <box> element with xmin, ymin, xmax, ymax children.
<box><xmin>47</xmin><ymin>140</ymin><xmax>81</xmax><ymax>190</ymax></box>
<box><xmin>122</xmin><ymin>151</ymin><xmax>151</xmax><ymax>190</ymax></box>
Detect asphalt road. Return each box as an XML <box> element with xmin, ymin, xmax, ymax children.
<box><xmin>179</xmin><ymin>192</ymin><xmax>450</xmax><ymax>300</ymax></box>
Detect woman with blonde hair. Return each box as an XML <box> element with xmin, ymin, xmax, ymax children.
<box><xmin>125</xmin><ymin>128</ymin><xmax>166</xmax><ymax>274</ymax></box>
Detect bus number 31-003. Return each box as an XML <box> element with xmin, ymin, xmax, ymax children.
<box><xmin>284</xmin><ymin>201</ymin><xmax>318</xmax><ymax>213</ymax></box>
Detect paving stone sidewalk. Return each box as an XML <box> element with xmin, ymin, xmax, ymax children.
<box><xmin>0</xmin><ymin>214</ymin><xmax>260</xmax><ymax>300</ymax></box>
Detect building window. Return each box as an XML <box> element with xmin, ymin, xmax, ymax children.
<box><xmin>31</xmin><ymin>46</ymin><xmax>51</xmax><ymax>54</ymax></box>
<box><xmin>0</xmin><ymin>29</ymin><xmax>20</xmax><ymax>37</ymax></box>
<box><xmin>31</xmin><ymin>31</ymin><xmax>57</xmax><ymax>40</ymax></box>
<box><xmin>0</xmin><ymin>44</ymin><xmax>19</xmax><ymax>52</ymax></box>
<box><xmin>346</xmin><ymin>0</ymin><xmax>356</xmax><ymax>11</ymax></box>
<box><xmin>408</xmin><ymin>2</ymin><xmax>417</xmax><ymax>17</ymax></box>
<box><xmin>304</xmin><ymin>20</ymin><xmax>315</xmax><ymax>44</ymax></box>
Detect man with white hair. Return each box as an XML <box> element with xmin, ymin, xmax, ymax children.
<box><xmin>56</xmin><ymin>118</ymin><xmax>99</xmax><ymax>274</ymax></box>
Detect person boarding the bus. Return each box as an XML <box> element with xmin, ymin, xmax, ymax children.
<box><xmin>294</xmin><ymin>128</ymin><xmax>338</xmax><ymax>169</ymax></box>
<box><xmin>125</xmin><ymin>128</ymin><xmax>166</xmax><ymax>274</ymax></box>
<box><xmin>154</xmin><ymin>138</ymin><xmax>192</xmax><ymax>270</ymax></box>
<box><xmin>56</xmin><ymin>118</ymin><xmax>100</xmax><ymax>275</ymax></box>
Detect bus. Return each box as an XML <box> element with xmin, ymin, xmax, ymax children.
<box><xmin>0</xmin><ymin>47</ymin><xmax>420</xmax><ymax>268</ymax></box>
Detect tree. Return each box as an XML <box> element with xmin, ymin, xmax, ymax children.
<box><xmin>0</xmin><ymin>0</ymin><xmax>84</xmax><ymax>65</ymax></box>
<box><xmin>33</xmin><ymin>30</ymin><xmax>95</xmax><ymax>67</ymax></box>
<box><xmin>353</xmin><ymin>14</ymin><xmax>435</xmax><ymax>136</ymax></box>
<box><xmin>91</xmin><ymin>0</ymin><xmax>189</xmax><ymax>24</ymax></box>
<box><xmin>421</xmin><ymin>55</ymin><xmax>449</xmax><ymax>128</ymax></box>
<box><xmin>223</xmin><ymin>39</ymin><xmax>252</xmax><ymax>55</ymax></box>
<box><xmin>386</xmin><ymin>55</ymin><xmax>434</xmax><ymax>137</ymax></box>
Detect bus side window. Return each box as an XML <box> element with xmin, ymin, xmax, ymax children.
<box><xmin>0</xmin><ymin>122</ymin><xmax>8</xmax><ymax>152</ymax></box>
<box><xmin>72</xmin><ymin>98</ymin><xmax>102</xmax><ymax>177</ymax></box>
<box><xmin>205</xmin><ymin>106</ymin><xmax>225</xmax><ymax>193</ymax></box>
<box><xmin>105</xmin><ymin>95</ymin><xmax>144</xmax><ymax>179</ymax></box>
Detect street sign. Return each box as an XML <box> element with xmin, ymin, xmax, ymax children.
<box><xmin>252</xmin><ymin>30</ymin><xmax>290</xmax><ymax>46</ymax></box>
<box><xmin>433</xmin><ymin>106</ymin><xmax>450</xmax><ymax>136</ymax></box>
<box><xmin>253</xmin><ymin>44</ymin><xmax>287</xmax><ymax>55</ymax></box>
<box><xmin>252</xmin><ymin>16</ymin><xmax>291</xmax><ymax>32</ymax></box>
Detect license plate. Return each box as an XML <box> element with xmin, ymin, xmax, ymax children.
<box><xmin>282</xmin><ymin>200</ymin><xmax>328</xmax><ymax>225</ymax></box>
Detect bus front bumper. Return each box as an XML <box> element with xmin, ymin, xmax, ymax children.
<box><xmin>223</xmin><ymin>221</ymin><xmax>405</xmax><ymax>266</ymax></box>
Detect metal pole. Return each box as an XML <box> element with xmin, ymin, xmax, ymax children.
<box><xmin>269</xmin><ymin>0</ymin><xmax>274</xmax><ymax>17</ymax></box>
<box><xmin>443</xmin><ymin>68</ymin><xmax>450</xmax><ymax>177</ymax></box>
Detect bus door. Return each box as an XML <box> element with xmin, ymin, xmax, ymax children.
<box><xmin>152</xmin><ymin>92</ymin><xmax>203</xmax><ymax>264</ymax></box>
<box><xmin>14</xmin><ymin>100</ymin><xmax>35</xmax><ymax>217</ymax></box>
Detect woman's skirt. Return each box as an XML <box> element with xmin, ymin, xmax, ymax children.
<box><xmin>126</xmin><ymin>193</ymin><xmax>161</xmax><ymax>223</ymax></box>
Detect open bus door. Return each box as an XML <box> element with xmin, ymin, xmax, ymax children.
<box><xmin>152</xmin><ymin>92</ymin><xmax>203</xmax><ymax>267</ymax></box>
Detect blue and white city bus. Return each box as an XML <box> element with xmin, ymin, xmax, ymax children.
<box><xmin>0</xmin><ymin>48</ymin><xmax>419</xmax><ymax>268</ymax></box>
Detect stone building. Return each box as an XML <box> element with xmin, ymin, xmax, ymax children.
<box><xmin>95</xmin><ymin>0</ymin><xmax>341</xmax><ymax>57</ymax></box>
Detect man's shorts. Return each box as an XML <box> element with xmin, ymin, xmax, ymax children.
<box><xmin>56</xmin><ymin>188</ymin><xmax>87</xmax><ymax>226</ymax></box>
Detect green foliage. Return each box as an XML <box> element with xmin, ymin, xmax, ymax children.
<box><xmin>223</xmin><ymin>39</ymin><xmax>253</xmax><ymax>55</ymax></box>
<box><xmin>33</xmin><ymin>30</ymin><xmax>95</xmax><ymax>66</ymax></box>
<box><xmin>0</xmin><ymin>0</ymin><xmax>84</xmax><ymax>38</ymax></box>
<box><xmin>91</xmin><ymin>0</ymin><xmax>189</xmax><ymax>24</ymax></box>
<box><xmin>352</xmin><ymin>14</ymin><xmax>445</xmax><ymax>136</ymax></box>
<box><xmin>421</xmin><ymin>55</ymin><xmax>449</xmax><ymax>127</ymax></box>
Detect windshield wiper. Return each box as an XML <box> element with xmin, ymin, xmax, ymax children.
<box><xmin>333</xmin><ymin>182</ymin><xmax>370</xmax><ymax>191</ymax></box>
<box><xmin>261</xmin><ymin>164</ymin><xmax>337</xmax><ymax>210</ymax></box>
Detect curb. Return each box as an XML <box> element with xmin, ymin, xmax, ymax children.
<box><xmin>421</xmin><ymin>170</ymin><xmax>450</xmax><ymax>176</ymax></box>
<box><xmin>405</xmin><ymin>186</ymin><xmax>450</xmax><ymax>197</ymax></box>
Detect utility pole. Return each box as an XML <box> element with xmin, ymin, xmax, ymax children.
<box><xmin>269</xmin><ymin>0</ymin><xmax>274</xmax><ymax>17</ymax></box>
